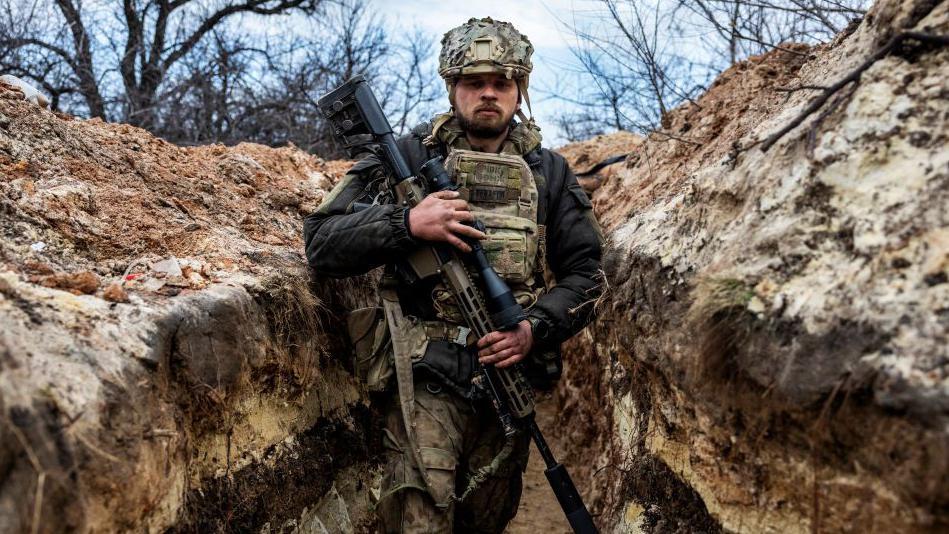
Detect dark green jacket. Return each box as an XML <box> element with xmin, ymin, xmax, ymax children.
<box><xmin>303</xmin><ymin>120</ymin><xmax>602</xmax><ymax>348</ymax></box>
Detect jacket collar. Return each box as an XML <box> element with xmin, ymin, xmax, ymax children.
<box><xmin>426</xmin><ymin>112</ymin><xmax>542</xmax><ymax>156</ymax></box>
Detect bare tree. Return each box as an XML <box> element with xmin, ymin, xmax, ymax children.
<box><xmin>0</xmin><ymin>0</ymin><xmax>440</xmax><ymax>156</ymax></box>
<box><xmin>241</xmin><ymin>0</ymin><xmax>439</xmax><ymax>152</ymax></box>
<box><xmin>154</xmin><ymin>29</ymin><xmax>267</xmax><ymax>145</ymax></box>
<box><xmin>557</xmin><ymin>0</ymin><xmax>700</xmax><ymax>134</ymax></box>
<box><xmin>557</xmin><ymin>0</ymin><xmax>869</xmax><ymax>138</ymax></box>
<box><xmin>674</xmin><ymin>0</ymin><xmax>867</xmax><ymax>65</ymax></box>
<box><xmin>381</xmin><ymin>27</ymin><xmax>442</xmax><ymax>135</ymax></box>
<box><xmin>148</xmin><ymin>0</ymin><xmax>439</xmax><ymax>155</ymax></box>
<box><xmin>229</xmin><ymin>0</ymin><xmax>439</xmax><ymax>154</ymax></box>
<box><xmin>0</xmin><ymin>0</ymin><xmax>320</xmax><ymax>126</ymax></box>
<box><xmin>553</xmin><ymin>111</ymin><xmax>608</xmax><ymax>143</ymax></box>
<box><xmin>0</xmin><ymin>2</ymin><xmax>86</xmax><ymax>112</ymax></box>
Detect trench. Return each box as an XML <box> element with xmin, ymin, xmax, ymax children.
<box><xmin>4</xmin><ymin>0</ymin><xmax>948</xmax><ymax>528</ymax></box>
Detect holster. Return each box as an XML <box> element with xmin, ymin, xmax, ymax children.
<box><xmin>380</xmin><ymin>277</ymin><xmax>446</xmax><ymax>505</ymax></box>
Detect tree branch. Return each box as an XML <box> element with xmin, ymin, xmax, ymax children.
<box><xmin>761</xmin><ymin>32</ymin><xmax>949</xmax><ymax>152</ymax></box>
<box><xmin>162</xmin><ymin>0</ymin><xmax>311</xmax><ymax>71</ymax></box>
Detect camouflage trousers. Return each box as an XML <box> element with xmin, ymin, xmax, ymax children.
<box><xmin>376</xmin><ymin>380</ymin><xmax>531</xmax><ymax>533</ymax></box>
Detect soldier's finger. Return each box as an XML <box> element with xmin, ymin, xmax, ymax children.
<box><xmin>453</xmin><ymin>210</ymin><xmax>476</xmax><ymax>222</ymax></box>
<box><xmin>445</xmin><ymin>234</ymin><xmax>471</xmax><ymax>253</ymax></box>
<box><xmin>495</xmin><ymin>352</ymin><xmax>525</xmax><ymax>368</ymax></box>
<box><xmin>447</xmin><ymin>199</ymin><xmax>470</xmax><ymax>211</ymax></box>
<box><xmin>432</xmin><ymin>190</ymin><xmax>460</xmax><ymax>200</ymax></box>
<box><xmin>478</xmin><ymin>337</ymin><xmax>513</xmax><ymax>358</ymax></box>
<box><xmin>493</xmin><ymin>337</ymin><xmax>515</xmax><ymax>351</ymax></box>
<box><xmin>480</xmin><ymin>346</ymin><xmax>518</xmax><ymax>365</ymax></box>
<box><xmin>481</xmin><ymin>339</ymin><xmax>517</xmax><ymax>357</ymax></box>
<box><xmin>450</xmin><ymin>223</ymin><xmax>486</xmax><ymax>240</ymax></box>
<box><xmin>477</xmin><ymin>331</ymin><xmax>504</xmax><ymax>349</ymax></box>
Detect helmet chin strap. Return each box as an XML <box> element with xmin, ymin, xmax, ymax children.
<box><xmin>447</xmin><ymin>80</ymin><xmax>456</xmax><ymax>108</ymax></box>
<box><xmin>516</xmin><ymin>78</ymin><xmax>533</xmax><ymax>123</ymax></box>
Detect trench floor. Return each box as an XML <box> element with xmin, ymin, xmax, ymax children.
<box><xmin>506</xmin><ymin>398</ymin><xmax>573</xmax><ymax>533</ymax></box>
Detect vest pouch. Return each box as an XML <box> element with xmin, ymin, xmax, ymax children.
<box><xmin>412</xmin><ymin>340</ymin><xmax>479</xmax><ymax>400</ymax></box>
<box><xmin>478</xmin><ymin>211</ymin><xmax>538</xmax><ymax>284</ymax></box>
<box><xmin>345</xmin><ymin>307</ymin><xmax>394</xmax><ymax>392</ymax></box>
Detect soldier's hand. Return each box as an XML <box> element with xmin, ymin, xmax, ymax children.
<box><xmin>407</xmin><ymin>190</ymin><xmax>485</xmax><ymax>253</ymax></box>
<box><xmin>477</xmin><ymin>320</ymin><xmax>533</xmax><ymax>368</ymax></box>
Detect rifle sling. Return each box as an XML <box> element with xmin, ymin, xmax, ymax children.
<box><xmin>380</xmin><ymin>280</ymin><xmax>449</xmax><ymax>508</ymax></box>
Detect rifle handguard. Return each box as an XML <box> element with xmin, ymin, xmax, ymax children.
<box><xmin>464</xmin><ymin>221</ymin><xmax>526</xmax><ymax>331</ymax></box>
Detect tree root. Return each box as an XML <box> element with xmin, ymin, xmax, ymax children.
<box><xmin>761</xmin><ymin>31</ymin><xmax>949</xmax><ymax>152</ymax></box>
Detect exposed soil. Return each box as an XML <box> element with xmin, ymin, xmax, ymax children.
<box><xmin>2</xmin><ymin>0</ymin><xmax>947</xmax><ymax>530</ymax></box>
<box><xmin>0</xmin><ymin>80</ymin><xmax>353</xmax><ymax>282</ymax></box>
<box><xmin>553</xmin><ymin>0</ymin><xmax>949</xmax><ymax>531</ymax></box>
<box><xmin>589</xmin><ymin>43</ymin><xmax>814</xmax><ymax>233</ymax></box>
<box><xmin>0</xmin><ymin>78</ymin><xmax>377</xmax><ymax>532</ymax></box>
<box><xmin>171</xmin><ymin>406</ymin><xmax>380</xmax><ymax>533</ymax></box>
<box><xmin>556</xmin><ymin>131</ymin><xmax>642</xmax><ymax>194</ymax></box>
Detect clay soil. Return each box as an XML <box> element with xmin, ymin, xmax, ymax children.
<box><xmin>0</xmin><ymin>79</ymin><xmax>352</xmax><ymax>281</ymax></box>
<box><xmin>556</xmin><ymin>131</ymin><xmax>642</xmax><ymax>193</ymax></box>
<box><xmin>550</xmin><ymin>0</ymin><xmax>949</xmax><ymax>530</ymax></box>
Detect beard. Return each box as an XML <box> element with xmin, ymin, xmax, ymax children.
<box><xmin>457</xmin><ymin>105</ymin><xmax>514</xmax><ymax>139</ymax></box>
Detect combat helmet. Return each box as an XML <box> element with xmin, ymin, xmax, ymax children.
<box><xmin>439</xmin><ymin>17</ymin><xmax>535</xmax><ymax>119</ymax></box>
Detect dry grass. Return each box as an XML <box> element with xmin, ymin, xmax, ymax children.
<box><xmin>258</xmin><ymin>261</ymin><xmax>329</xmax><ymax>394</ymax></box>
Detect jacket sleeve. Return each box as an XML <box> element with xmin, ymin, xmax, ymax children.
<box><xmin>528</xmin><ymin>151</ymin><xmax>603</xmax><ymax>347</ymax></box>
<box><xmin>303</xmin><ymin>157</ymin><xmax>418</xmax><ymax>278</ymax></box>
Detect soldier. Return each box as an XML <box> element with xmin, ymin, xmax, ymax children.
<box><xmin>304</xmin><ymin>17</ymin><xmax>602</xmax><ymax>533</ymax></box>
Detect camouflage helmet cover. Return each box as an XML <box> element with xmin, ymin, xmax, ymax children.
<box><xmin>438</xmin><ymin>17</ymin><xmax>534</xmax><ymax>85</ymax></box>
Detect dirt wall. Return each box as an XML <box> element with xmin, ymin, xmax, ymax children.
<box><xmin>0</xmin><ymin>81</ymin><xmax>380</xmax><ymax>532</ymax></box>
<box><xmin>555</xmin><ymin>0</ymin><xmax>948</xmax><ymax>531</ymax></box>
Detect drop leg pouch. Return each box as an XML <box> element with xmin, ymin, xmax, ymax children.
<box><xmin>345</xmin><ymin>306</ymin><xmax>393</xmax><ymax>392</ymax></box>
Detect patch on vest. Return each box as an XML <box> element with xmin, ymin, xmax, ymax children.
<box><xmin>433</xmin><ymin>148</ymin><xmax>543</xmax><ymax>323</ymax></box>
<box><xmin>469</xmin><ymin>186</ymin><xmax>519</xmax><ymax>203</ymax></box>
<box><xmin>470</xmin><ymin>161</ymin><xmax>507</xmax><ymax>186</ymax></box>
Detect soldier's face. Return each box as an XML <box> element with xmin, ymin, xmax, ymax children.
<box><xmin>454</xmin><ymin>73</ymin><xmax>519</xmax><ymax>139</ymax></box>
